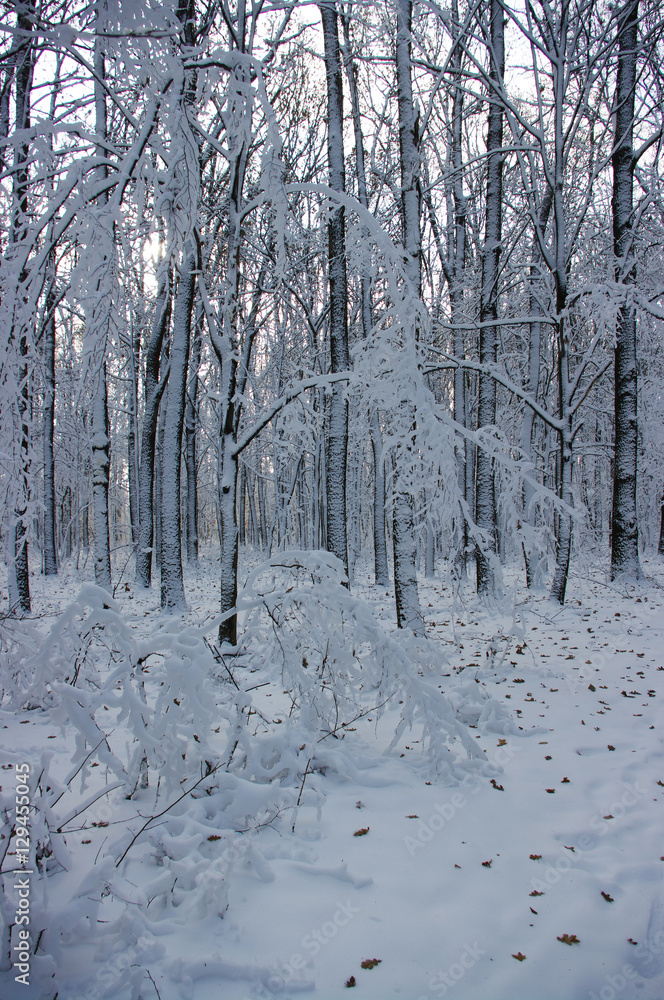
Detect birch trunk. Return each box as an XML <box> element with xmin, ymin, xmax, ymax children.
<box><xmin>214</xmin><ymin>50</ymin><xmax>249</xmax><ymax>646</ymax></box>
<box><xmin>476</xmin><ymin>0</ymin><xmax>504</xmax><ymax>596</ymax></box>
<box><xmin>610</xmin><ymin>0</ymin><xmax>641</xmax><ymax>580</ymax></box>
<box><xmin>219</xmin><ymin>432</ymin><xmax>239</xmax><ymax>645</ymax></box>
<box><xmin>393</xmin><ymin>0</ymin><xmax>423</xmax><ymax>633</ymax></box>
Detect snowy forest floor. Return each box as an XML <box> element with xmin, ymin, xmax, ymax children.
<box><xmin>2</xmin><ymin>551</ymin><xmax>664</xmax><ymax>1000</ymax></box>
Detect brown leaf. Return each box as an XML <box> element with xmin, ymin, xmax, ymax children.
<box><xmin>353</xmin><ymin>828</ymin><xmax>369</xmax><ymax>836</ymax></box>
<box><xmin>557</xmin><ymin>934</ymin><xmax>580</xmax><ymax>945</ymax></box>
<box><xmin>601</xmin><ymin>891</ymin><xmax>614</xmax><ymax>902</ymax></box>
<box><xmin>512</xmin><ymin>952</ymin><xmax>527</xmax><ymax>962</ymax></box>
<box><xmin>345</xmin><ymin>975</ymin><xmax>356</xmax><ymax>987</ymax></box>
<box><xmin>529</xmin><ymin>854</ymin><xmax>542</xmax><ymax>860</ymax></box>
<box><xmin>482</xmin><ymin>859</ymin><xmax>492</xmax><ymax>867</ymax></box>
<box><xmin>360</xmin><ymin>959</ymin><xmax>382</xmax><ymax>970</ymax></box>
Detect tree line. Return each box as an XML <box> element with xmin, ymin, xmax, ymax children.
<box><xmin>1</xmin><ymin>0</ymin><xmax>663</xmax><ymax>640</ymax></box>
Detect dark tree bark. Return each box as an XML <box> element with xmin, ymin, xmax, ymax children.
<box><xmin>320</xmin><ymin>1</ymin><xmax>350</xmax><ymax>578</ymax></box>
<box><xmin>42</xmin><ymin>254</ymin><xmax>58</xmax><ymax>576</ymax></box>
<box><xmin>475</xmin><ymin>0</ymin><xmax>504</xmax><ymax>596</ymax></box>
<box><xmin>160</xmin><ymin>247</ymin><xmax>196</xmax><ymax>610</ymax></box>
<box><xmin>159</xmin><ymin>0</ymin><xmax>198</xmax><ymax>610</ymax></box>
<box><xmin>521</xmin><ymin>191</ymin><xmax>552</xmax><ymax>588</ymax></box>
<box><xmin>7</xmin><ymin>0</ymin><xmax>36</xmax><ymax>612</ymax></box>
<box><xmin>610</xmin><ymin>0</ymin><xmax>641</xmax><ymax>581</ymax></box>
<box><xmin>136</xmin><ymin>277</ymin><xmax>170</xmax><ymax>588</ymax></box>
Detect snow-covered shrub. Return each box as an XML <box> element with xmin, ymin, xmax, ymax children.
<box><xmin>236</xmin><ymin>550</ymin><xmax>511</xmax><ymax>781</ymax></box>
<box><xmin>0</xmin><ymin>585</ymin><xmax>309</xmax><ymax>997</ymax></box>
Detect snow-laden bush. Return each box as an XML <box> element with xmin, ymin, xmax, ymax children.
<box><xmin>0</xmin><ymin>566</ymin><xmax>517</xmax><ymax>997</ymax></box>
<box><xmin>235</xmin><ymin>550</ymin><xmax>515</xmax><ymax>781</ymax></box>
<box><xmin>0</xmin><ymin>585</ymin><xmax>310</xmax><ymax>997</ymax></box>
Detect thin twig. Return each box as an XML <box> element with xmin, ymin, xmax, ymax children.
<box><xmin>146</xmin><ymin>969</ymin><xmax>162</xmax><ymax>999</ymax></box>
<box><xmin>115</xmin><ymin>764</ymin><xmax>222</xmax><ymax>867</ymax></box>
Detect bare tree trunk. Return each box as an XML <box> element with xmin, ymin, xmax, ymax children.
<box><xmin>215</xmin><ymin>48</ymin><xmax>250</xmax><ymax>646</ymax></box>
<box><xmin>393</xmin><ymin>0</ymin><xmax>423</xmax><ymax>633</ymax></box>
<box><xmin>160</xmin><ymin>247</ymin><xmax>196</xmax><ymax>609</ymax></box>
<box><xmin>610</xmin><ymin>0</ymin><xmax>641</xmax><ymax>581</ymax></box>
<box><xmin>342</xmin><ymin>11</ymin><xmax>389</xmax><ymax>586</ymax></box>
<box><xmin>549</xmin><ymin>7</ymin><xmax>574</xmax><ymax>605</ymax></box>
<box><xmin>136</xmin><ymin>277</ymin><xmax>170</xmax><ymax>587</ymax></box>
<box><xmin>475</xmin><ymin>0</ymin><xmax>504</xmax><ymax>596</ymax></box>
<box><xmin>160</xmin><ymin>0</ymin><xmax>198</xmax><ymax>609</ymax></box>
<box><xmin>43</xmin><ymin>251</ymin><xmax>58</xmax><ymax>575</ymax></box>
<box><xmin>320</xmin><ymin>1</ymin><xmax>349</xmax><ymax>578</ymax></box>
<box><xmin>91</xmin><ymin>364</ymin><xmax>112</xmax><ymax>587</ymax></box>
<box><xmin>154</xmin><ymin>398</ymin><xmax>166</xmax><ymax>572</ymax></box>
<box><xmin>7</xmin><ymin>0</ymin><xmax>36</xmax><ymax>612</ymax></box>
<box><xmin>370</xmin><ymin>417</ymin><xmax>389</xmax><ymax>585</ymax></box>
<box><xmin>521</xmin><ymin>192</ymin><xmax>552</xmax><ymax>588</ymax></box>
<box><xmin>127</xmin><ymin>312</ymin><xmax>140</xmax><ymax>548</ymax></box>
<box><xmin>185</xmin><ymin>311</ymin><xmax>202</xmax><ymax>563</ymax></box>
<box><xmin>90</xmin><ymin>9</ymin><xmax>112</xmax><ymax>591</ymax></box>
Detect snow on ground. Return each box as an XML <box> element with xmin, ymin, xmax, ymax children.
<box><xmin>1</xmin><ymin>552</ymin><xmax>664</xmax><ymax>1000</ymax></box>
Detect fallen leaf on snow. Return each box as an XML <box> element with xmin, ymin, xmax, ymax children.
<box><xmin>557</xmin><ymin>934</ymin><xmax>580</xmax><ymax>945</ymax></box>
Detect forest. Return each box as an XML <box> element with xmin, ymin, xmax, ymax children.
<box><xmin>1</xmin><ymin>0</ymin><xmax>664</xmax><ymax>998</ymax></box>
